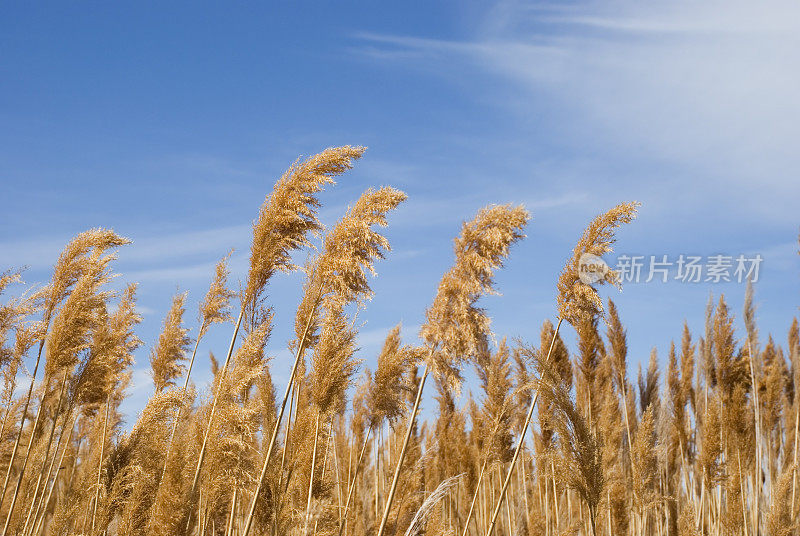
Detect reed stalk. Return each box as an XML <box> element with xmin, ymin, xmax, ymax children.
<box><xmin>485</xmin><ymin>317</ymin><xmax>563</xmax><ymax>536</ymax></box>
<box><xmin>241</xmin><ymin>292</ymin><xmax>320</xmax><ymax>536</ymax></box>
<box><xmin>303</xmin><ymin>413</ymin><xmax>322</xmax><ymax>536</ymax></box>
<box><xmin>188</xmin><ymin>308</ymin><xmax>244</xmax><ymax>500</ymax></box>
<box><xmin>375</xmin><ymin>362</ymin><xmax>429</xmax><ymax>536</ymax></box>
<box><xmin>89</xmin><ymin>399</ymin><xmax>109</xmax><ymax>535</ymax></box>
<box><xmin>338</xmin><ymin>425</ymin><xmax>371</xmax><ymax>536</ymax></box>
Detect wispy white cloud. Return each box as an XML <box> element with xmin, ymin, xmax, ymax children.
<box><xmin>356</xmin><ymin>323</ymin><xmax>421</xmax><ymax>349</ymax></box>
<box><xmin>107</xmin><ymin>302</ymin><xmax>156</xmax><ymax>316</ymax></box>
<box><xmin>153</xmin><ymin>153</ymin><xmax>262</xmax><ymax>179</ymax></box>
<box><xmin>756</xmin><ymin>239</ymin><xmax>800</xmax><ymax>273</ymax></box>
<box><xmin>126</xmin><ymin>367</ymin><xmax>153</xmax><ymax>396</ymax></box>
<box><xmin>0</xmin><ymin>225</ymin><xmax>250</xmax><ymax>272</ymax></box>
<box><xmin>524</xmin><ymin>191</ymin><xmax>589</xmax><ymax>211</ymax></box>
<box><xmin>352</xmin><ymin>0</ymin><xmax>800</xmax><ymax>222</ymax></box>
<box><xmin>120</xmin><ymin>263</ymin><xmax>224</xmax><ymax>284</ymax></box>
<box><xmin>124</xmin><ymin>226</ymin><xmax>249</xmax><ymax>262</ymax></box>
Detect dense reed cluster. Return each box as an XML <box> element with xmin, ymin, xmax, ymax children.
<box><xmin>1</xmin><ymin>146</ymin><xmax>798</xmax><ymax>536</ymax></box>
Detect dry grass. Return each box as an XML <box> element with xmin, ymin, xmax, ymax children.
<box><xmin>0</xmin><ymin>146</ymin><xmax>798</xmax><ymax>536</ymax></box>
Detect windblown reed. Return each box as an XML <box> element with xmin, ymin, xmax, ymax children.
<box><xmin>1</xmin><ymin>148</ymin><xmax>798</xmax><ymax>536</ymax></box>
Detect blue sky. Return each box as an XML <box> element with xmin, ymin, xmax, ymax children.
<box><xmin>2</xmin><ymin>1</ymin><xmax>799</xmax><ymax>423</ymax></box>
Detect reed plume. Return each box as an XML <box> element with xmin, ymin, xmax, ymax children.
<box><xmin>190</xmin><ymin>146</ymin><xmax>364</xmax><ymax>514</ymax></box>
<box><xmin>244</xmin><ymin>146</ymin><xmax>365</xmax><ymax>306</ymax></box>
<box><xmin>71</xmin><ymin>283</ymin><xmax>141</xmax><ymax>412</ymax></box>
<box><xmin>485</xmin><ymin>201</ymin><xmax>638</xmax><ymax>536</ymax></box>
<box><xmin>377</xmin><ymin>203</ymin><xmax>529</xmax><ymax>536</ymax></box>
<box><xmin>2</xmin><ymin>248</ymin><xmax>119</xmax><ymax>535</ymax></box>
<box><xmin>421</xmin><ymin>204</ymin><xmax>529</xmax><ymax>391</ymax></box>
<box><xmin>150</xmin><ymin>293</ymin><xmax>192</xmax><ymax>393</ymax></box>
<box><xmin>340</xmin><ymin>326</ymin><xmax>417</xmax><ymax>535</ymax></box>
<box><xmin>5</xmin><ymin>155</ymin><xmax>800</xmax><ymax>536</ymax></box>
<box><xmin>308</xmin><ymin>303</ymin><xmax>357</xmax><ymax>417</ymax></box>
<box><xmin>767</xmin><ymin>464</ymin><xmax>798</xmax><ymax>536</ymax></box>
<box><xmin>243</xmin><ymin>185</ymin><xmax>406</xmax><ymax>536</ymax></box>
<box><xmin>534</xmin><ymin>349</ymin><xmax>605</xmax><ymax>536</ymax></box>
<box><xmin>556</xmin><ymin>202</ymin><xmax>639</xmax><ymax>326</ymax></box>
<box><xmin>475</xmin><ymin>340</ymin><xmax>515</xmax><ymax>465</ymax></box>
<box><xmin>199</xmin><ymin>252</ymin><xmax>236</xmax><ymax>339</ymax></box>
<box><xmin>0</xmin><ymin>271</ymin><xmax>24</xmax><ymax>371</ymax></box>
<box><xmin>367</xmin><ymin>326</ymin><xmax>418</xmax><ymax>427</ymax></box>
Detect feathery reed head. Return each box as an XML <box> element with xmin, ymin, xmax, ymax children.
<box><xmin>638</xmin><ymin>350</ymin><xmax>661</xmax><ymax>413</ymax></box>
<box><xmin>0</xmin><ymin>270</ymin><xmax>24</xmax><ymax>368</ymax></box>
<box><xmin>289</xmin><ymin>186</ymin><xmax>405</xmax><ymax>364</ymax></box>
<box><xmin>199</xmin><ymin>251</ymin><xmax>236</xmax><ymax>338</ymax></box>
<box><xmin>0</xmin><ymin>269</ymin><xmax>22</xmax><ymax>295</ymax></box>
<box><xmin>45</xmin><ymin>228</ymin><xmax>129</xmax><ymax>318</ymax></box>
<box><xmin>150</xmin><ymin>292</ymin><xmax>192</xmax><ymax>392</ymax></box>
<box><xmin>556</xmin><ymin>201</ymin><xmax>639</xmax><ymax>325</ymax></box>
<box><xmin>713</xmin><ymin>295</ymin><xmax>747</xmax><ymax>398</ymax></box>
<box><xmin>72</xmin><ymin>283</ymin><xmax>141</xmax><ymax>412</ymax></box>
<box><xmin>533</xmin><ymin>343</ymin><xmax>605</xmax><ymax>522</ymax></box>
<box><xmin>421</xmin><ymin>203</ymin><xmax>529</xmax><ymax>390</ymax></box>
<box><xmin>221</xmin><ymin>316</ymin><xmax>273</xmax><ymax>401</ymax></box>
<box><xmin>605</xmin><ymin>299</ymin><xmax>628</xmax><ymax>383</ymax></box>
<box><xmin>541</xmin><ymin>318</ymin><xmax>571</xmax><ymax>388</ymax></box>
<box><xmin>318</xmin><ymin>186</ymin><xmax>407</xmax><ymax>307</ymax></box>
<box><xmin>45</xmin><ymin>250</ymin><xmax>115</xmax><ymax>379</ymax></box>
<box><xmin>308</xmin><ymin>302</ymin><xmax>358</xmax><ymax>416</ymax></box>
<box><xmin>244</xmin><ymin>146</ymin><xmax>365</xmax><ymax>305</ymax></box>
<box><xmin>743</xmin><ymin>278</ymin><xmax>759</xmax><ymax>351</ymax></box>
<box><xmin>476</xmin><ymin>339</ymin><xmax>515</xmax><ymax>462</ymax></box>
<box><xmin>367</xmin><ymin>324</ymin><xmax>418</xmax><ymax>426</ymax></box>
<box><xmin>766</xmin><ymin>464</ymin><xmax>798</xmax><ymax>536</ymax></box>
<box><xmin>291</xmin><ymin>263</ymin><xmax>324</xmax><ymax>359</ymax></box>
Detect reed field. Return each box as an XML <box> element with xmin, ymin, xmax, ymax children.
<box><xmin>1</xmin><ymin>145</ymin><xmax>799</xmax><ymax>536</ymax></box>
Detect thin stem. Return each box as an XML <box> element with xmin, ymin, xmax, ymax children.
<box><xmin>225</xmin><ymin>487</ymin><xmax>238</xmax><ymax>536</ymax></box>
<box><xmin>161</xmin><ymin>325</ymin><xmax>205</xmax><ymax>482</ymax></box>
<box><xmin>2</xmin><ymin>368</ymin><xmax>67</xmax><ymax>536</ymax></box>
<box><xmin>460</xmin><ymin>457</ymin><xmax>488</xmax><ymax>536</ymax></box>
<box><xmin>241</xmin><ymin>289</ymin><xmax>321</xmax><ymax>536</ymax></box>
<box><xmin>338</xmin><ymin>425</ymin><xmax>371</xmax><ymax>536</ymax></box>
<box><xmin>31</xmin><ymin>414</ymin><xmax>75</xmax><ymax>536</ymax></box>
<box><xmin>791</xmin><ymin>396</ymin><xmax>799</xmax><ymax>518</ymax></box>
<box><xmin>375</xmin><ymin>362</ymin><xmax>429</xmax><ymax>536</ymax></box>
<box><xmin>90</xmin><ymin>399</ymin><xmax>109</xmax><ymax>535</ymax></box>
<box><xmin>303</xmin><ymin>413</ymin><xmax>322</xmax><ymax>536</ymax></box>
<box><xmin>485</xmin><ymin>317</ymin><xmax>563</xmax><ymax>536</ymax></box>
<box><xmin>332</xmin><ymin>421</ymin><xmax>343</xmax><ymax>529</ymax></box>
<box><xmin>0</xmin><ymin>338</ymin><xmax>47</xmax><ymax>515</ymax></box>
<box><xmin>504</xmin><ymin>463</ymin><xmax>513</xmax><ymax>536</ymax></box>
<box><xmin>189</xmin><ymin>308</ymin><xmax>245</xmax><ymax>501</ymax></box>
<box><xmin>521</xmin><ymin>444</ymin><xmax>532</xmax><ymax>535</ymax></box>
